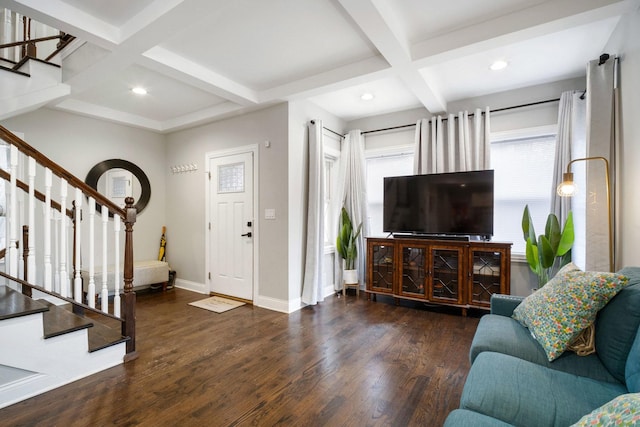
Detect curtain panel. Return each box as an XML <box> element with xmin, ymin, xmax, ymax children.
<box><xmin>301</xmin><ymin>120</ymin><xmax>325</xmax><ymax>305</ymax></box>
<box><xmin>333</xmin><ymin>130</ymin><xmax>368</xmax><ymax>289</ymax></box>
<box><xmin>413</xmin><ymin>107</ymin><xmax>491</xmax><ymax>174</ymax></box>
<box><xmin>583</xmin><ymin>57</ymin><xmax>618</xmax><ymax>271</ymax></box>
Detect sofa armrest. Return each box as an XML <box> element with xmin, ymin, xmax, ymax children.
<box><xmin>490</xmin><ymin>294</ymin><xmax>525</xmax><ymax>316</ymax></box>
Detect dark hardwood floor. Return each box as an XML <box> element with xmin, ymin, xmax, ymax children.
<box><xmin>0</xmin><ymin>289</ymin><xmax>480</xmax><ymax>426</ymax></box>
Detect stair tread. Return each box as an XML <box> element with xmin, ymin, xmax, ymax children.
<box><xmin>87</xmin><ymin>320</ymin><xmax>129</xmax><ymax>353</ymax></box>
<box><xmin>39</xmin><ymin>300</ymin><xmax>93</xmax><ymax>338</ymax></box>
<box><xmin>0</xmin><ymin>286</ymin><xmax>48</xmax><ymax>320</ymax></box>
<box><xmin>39</xmin><ymin>301</ymin><xmax>129</xmax><ymax>352</ymax></box>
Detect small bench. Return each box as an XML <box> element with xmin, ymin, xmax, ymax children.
<box><xmin>81</xmin><ymin>260</ymin><xmax>170</xmax><ymax>295</ymax></box>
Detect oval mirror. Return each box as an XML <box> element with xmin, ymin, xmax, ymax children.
<box><xmin>85</xmin><ymin>159</ymin><xmax>151</xmax><ymax>214</ymax></box>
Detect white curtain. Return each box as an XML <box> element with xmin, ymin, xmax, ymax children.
<box><xmin>333</xmin><ymin>130</ymin><xmax>368</xmax><ymax>290</ymax></box>
<box><xmin>550</xmin><ymin>91</ymin><xmax>586</xmax><ymax>228</ymax></box>
<box><xmin>301</xmin><ymin>120</ymin><xmax>325</xmax><ymax>305</ymax></box>
<box><xmin>583</xmin><ymin>57</ymin><xmax>617</xmax><ymax>271</ymax></box>
<box><xmin>413</xmin><ymin>107</ymin><xmax>491</xmax><ymax>174</ymax></box>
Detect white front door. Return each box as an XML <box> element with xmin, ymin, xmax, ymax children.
<box><xmin>209</xmin><ymin>152</ymin><xmax>254</xmax><ymax>300</ymax></box>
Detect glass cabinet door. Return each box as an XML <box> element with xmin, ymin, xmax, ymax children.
<box><xmin>399</xmin><ymin>245</ymin><xmax>427</xmax><ymax>299</ymax></box>
<box><xmin>470</xmin><ymin>249</ymin><xmax>504</xmax><ymax>307</ymax></box>
<box><xmin>368</xmin><ymin>241</ymin><xmax>395</xmax><ymax>294</ymax></box>
<box><xmin>429</xmin><ymin>246</ymin><xmax>464</xmax><ymax>304</ymax></box>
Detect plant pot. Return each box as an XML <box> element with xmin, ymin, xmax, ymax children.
<box><xmin>343</xmin><ymin>269</ymin><xmax>358</xmax><ymax>285</ymax></box>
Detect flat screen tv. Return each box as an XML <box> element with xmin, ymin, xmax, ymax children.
<box><xmin>383</xmin><ymin>170</ymin><xmax>494</xmax><ymax>239</ymax></box>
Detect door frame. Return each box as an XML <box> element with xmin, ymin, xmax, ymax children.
<box><xmin>204</xmin><ymin>145</ymin><xmax>259</xmax><ymax>301</ymax></box>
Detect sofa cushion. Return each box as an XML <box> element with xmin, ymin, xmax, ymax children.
<box><xmin>444</xmin><ymin>409</ymin><xmax>515</xmax><ymax>427</ymax></box>
<box><xmin>461</xmin><ymin>352</ymin><xmax>627</xmax><ymax>427</ymax></box>
<box><xmin>570</xmin><ymin>393</ymin><xmax>640</xmax><ymax>426</ymax></box>
<box><xmin>596</xmin><ymin>267</ymin><xmax>640</xmax><ymax>383</ymax></box>
<box><xmin>470</xmin><ymin>314</ymin><xmax>619</xmax><ymax>384</ymax></box>
<box><xmin>512</xmin><ymin>263</ymin><xmax>628</xmax><ymax>361</ymax></box>
<box><xmin>626</xmin><ymin>328</ymin><xmax>640</xmax><ymax>393</ymax></box>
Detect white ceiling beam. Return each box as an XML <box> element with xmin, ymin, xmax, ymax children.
<box><xmin>337</xmin><ymin>0</ymin><xmax>447</xmax><ymax>113</ymax></box>
<box><xmin>140</xmin><ymin>47</ymin><xmax>258</xmax><ymax>106</ymax></box>
<box><xmin>160</xmin><ymin>101</ymin><xmax>247</xmax><ymax>133</ymax></box>
<box><xmin>260</xmin><ymin>56</ymin><xmax>392</xmax><ymax>102</ymax></box>
<box><xmin>53</xmin><ymin>98</ymin><xmax>164</xmax><ymax>132</ymax></box>
<box><xmin>412</xmin><ymin>0</ymin><xmax>634</xmax><ymax>67</ymax></box>
<box><xmin>0</xmin><ymin>83</ymin><xmax>70</xmax><ymax>120</ymax></box>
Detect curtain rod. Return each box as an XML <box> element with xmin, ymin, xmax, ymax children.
<box><xmin>310</xmin><ymin>120</ymin><xmax>345</xmax><ymax>139</ymax></box>
<box><xmin>361</xmin><ymin>97</ymin><xmax>561</xmax><ymax>135</ymax></box>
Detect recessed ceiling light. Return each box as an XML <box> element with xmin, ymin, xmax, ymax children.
<box><xmin>131</xmin><ymin>87</ymin><xmax>147</xmax><ymax>95</ymax></box>
<box><xmin>360</xmin><ymin>92</ymin><xmax>375</xmax><ymax>101</ymax></box>
<box><xmin>490</xmin><ymin>60</ymin><xmax>508</xmax><ymax>71</ymax></box>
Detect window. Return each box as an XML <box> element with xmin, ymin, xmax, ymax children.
<box><xmin>365</xmin><ymin>147</ymin><xmax>414</xmax><ymax>237</ymax></box>
<box><xmin>491</xmin><ymin>126</ymin><xmax>557</xmax><ymax>255</ymax></box>
<box><xmin>323</xmin><ymin>131</ymin><xmax>341</xmax><ymax>248</ymax></box>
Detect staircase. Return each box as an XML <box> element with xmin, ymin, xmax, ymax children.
<box><xmin>0</xmin><ymin>124</ymin><xmax>138</xmax><ymax>407</ymax></box>
<box><xmin>0</xmin><ymin>286</ymin><xmax>127</xmax><ymax>409</ymax></box>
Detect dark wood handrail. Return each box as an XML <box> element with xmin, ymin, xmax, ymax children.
<box><xmin>0</xmin><ymin>125</ymin><xmax>126</xmax><ymax>218</ymax></box>
<box><xmin>0</xmin><ymin>169</ymin><xmax>73</xmax><ymax>218</ymax></box>
<box><xmin>0</xmin><ymin>34</ymin><xmax>62</xmax><ymax>50</ymax></box>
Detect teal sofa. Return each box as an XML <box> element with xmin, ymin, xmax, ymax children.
<box><xmin>444</xmin><ymin>267</ymin><xmax>640</xmax><ymax>427</ymax></box>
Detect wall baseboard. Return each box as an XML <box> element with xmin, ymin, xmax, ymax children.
<box><xmin>174</xmin><ymin>279</ymin><xmax>207</xmax><ymax>294</ymax></box>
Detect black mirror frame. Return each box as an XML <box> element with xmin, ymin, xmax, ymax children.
<box><xmin>85</xmin><ymin>159</ymin><xmax>151</xmax><ymax>215</ymax></box>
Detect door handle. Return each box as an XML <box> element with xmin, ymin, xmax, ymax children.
<box><xmin>241</xmin><ymin>232</ymin><xmax>252</xmax><ymax>237</ymax></box>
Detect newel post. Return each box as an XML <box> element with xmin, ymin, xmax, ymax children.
<box><xmin>122</xmin><ymin>197</ymin><xmax>138</xmax><ymax>361</ymax></box>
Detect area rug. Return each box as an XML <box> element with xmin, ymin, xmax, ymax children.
<box><xmin>188</xmin><ymin>296</ymin><xmax>245</xmax><ymax>313</ymax></box>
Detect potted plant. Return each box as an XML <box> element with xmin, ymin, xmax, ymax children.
<box><xmin>521</xmin><ymin>205</ymin><xmax>575</xmax><ymax>288</ymax></box>
<box><xmin>336</xmin><ymin>207</ymin><xmax>363</xmax><ymax>286</ymax></box>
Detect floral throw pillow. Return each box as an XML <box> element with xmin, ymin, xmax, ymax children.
<box><xmin>513</xmin><ymin>263</ymin><xmax>628</xmax><ymax>361</ymax></box>
<box><xmin>571</xmin><ymin>393</ymin><xmax>640</xmax><ymax>426</ymax></box>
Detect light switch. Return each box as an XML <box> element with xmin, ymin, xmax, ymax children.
<box><xmin>265</xmin><ymin>208</ymin><xmax>276</xmax><ymax>220</ymax></box>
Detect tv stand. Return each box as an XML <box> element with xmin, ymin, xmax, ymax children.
<box><xmin>366</xmin><ymin>237</ymin><xmax>512</xmax><ymax>315</ymax></box>
<box><xmin>392</xmin><ymin>234</ymin><xmax>471</xmax><ymax>241</ymax></box>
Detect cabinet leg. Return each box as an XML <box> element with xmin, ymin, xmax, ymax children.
<box><xmin>462</xmin><ymin>307</ymin><xmax>468</xmax><ymax>317</ymax></box>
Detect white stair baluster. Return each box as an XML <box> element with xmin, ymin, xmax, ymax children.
<box><xmin>114</xmin><ymin>216</ymin><xmax>121</xmax><ymax>318</ymax></box>
<box><xmin>101</xmin><ymin>206</ymin><xmax>108</xmax><ymax>312</ymax></box>
<box><xmin>87</xmin><ymin>197</ymin><xmax>96</xmax><ymax>308</ymax></box>
<box><xmin>8</xmin><ymin>145</ymin><xmax>18</xmax><ymax>281</ymax></box>
<box><xmin>27</xmin><ymin>157</ymin><xmax>36</xmax><ymax>282</ymax></box>
<box><xmin>53</xmin><ymin>209</ymin><xmax>60</xmax><ymax>294</ymax></box>
<box><xmin>59</xmin><ymin>179</ymin><xmax>68</xmax><ymax>298</ymax></box>
<box><xmin>73</xmin><ymin>188</ymin><xmax>82</xmax><ymax>303</ymax></box>
<box><xmin>43</xmin><ymin>168</ymin><xmax>52</xmax><ymax>291</ymax></box>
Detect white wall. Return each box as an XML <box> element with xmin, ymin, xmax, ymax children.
<box><xmin>0</xmin><ymin>108</ymin><xmax>167</xmax><ymax>262</ymax></box>
<box><xmin>164</xmin><ymin>104</ymin><xmax>291</xmax><ymax>309</ymax></box>
<box><xmin>604</xmin><ymin>5</ymin><xmax>640</xmax><ymax>269</ymax></box>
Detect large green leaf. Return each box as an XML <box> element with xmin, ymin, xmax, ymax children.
<box><xmin>545</xmin><ymin>214</ymin><xmax>561</xmax><ymax>254</ymax></box>
<box><xmin>525</xmin><ymin>239</ymin><xmax>540</xmax><ymax>274</ymax></box>
<box><xmin>557</xmin><ymin>212</ymin><xmax>575</xmax><ymax>256</ymax></box>
<box><xmin>539</xmin><ymin>235</ymin><xmax>555</xmax><ymax>269</ymax></box>
<box><xmin>522</xmin><ymin>205</ymin><xmax>535</xmax><ymax>242</ymax></box>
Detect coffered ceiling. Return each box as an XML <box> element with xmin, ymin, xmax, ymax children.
<box><xmin>2</xmin><ymin>0</ymin><xmax>635</xmax><ymax>133</ymax></box>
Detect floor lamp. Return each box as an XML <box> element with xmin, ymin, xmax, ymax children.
<box><xmin>556</xmin><ymin>156</ymin><xmax>613</xmax><ymax>272</ymax></box>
